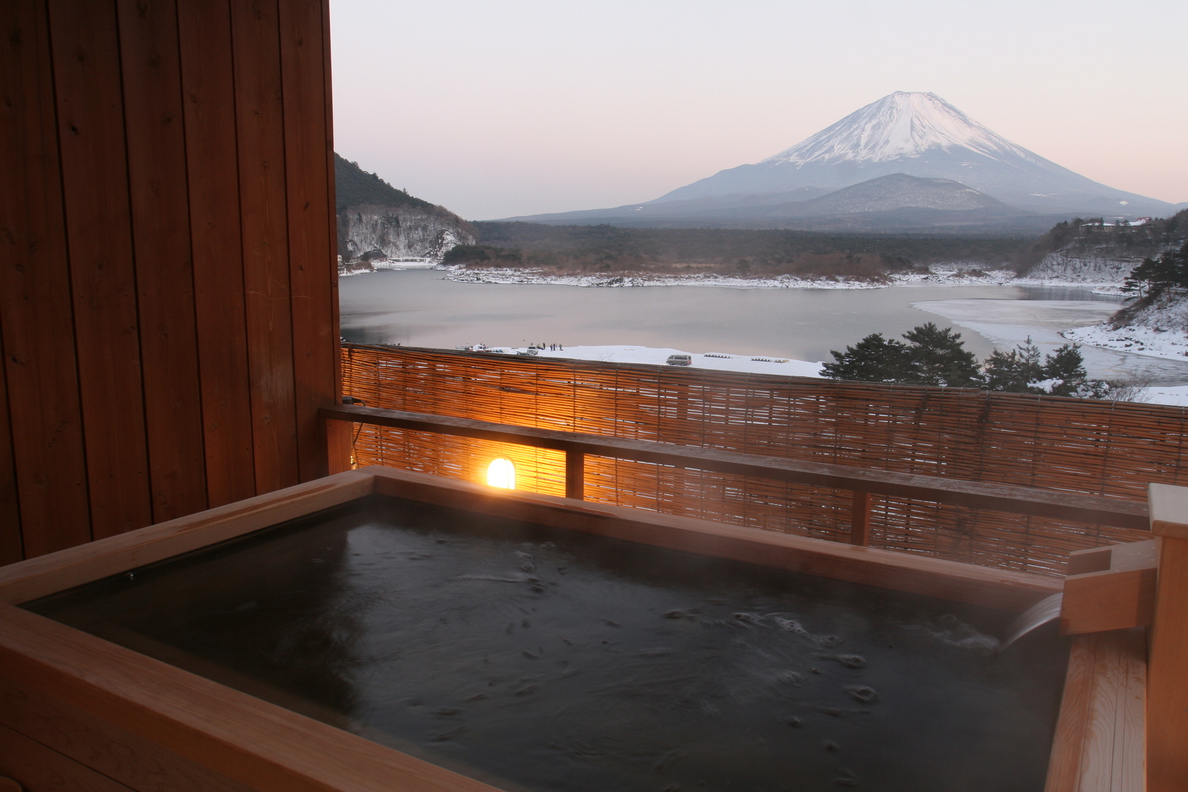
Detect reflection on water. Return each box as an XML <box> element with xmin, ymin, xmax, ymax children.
<box><xmin>27</xmin><ymin>507</ymin><xmax>364</xmax><ymax>726</ymax></box>
<box><xmin>30</xmin><ymin>497</ymin><xmax>1068</xmax><ymax>792</ymax></box>
<box><xmin>339</xmin><ymin>271</ymin><xmax>1188</xmax><ymax>384</ymax></box>
<box><xmin>339</xmin><ymin>271</ymin><xmax>1034</xmax><ymax>359</ymax></box>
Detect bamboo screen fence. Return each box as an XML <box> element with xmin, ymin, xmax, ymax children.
<box><xmin>340</xmin><ymin>344</ymin><xmax>1188</xmax><ymax>576</ymax></box>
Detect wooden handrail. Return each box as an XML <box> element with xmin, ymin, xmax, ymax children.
<box><xmin>320</xmin><ymin>404</ymin><xmax>1150</xmax><ymax>533</ymax></box>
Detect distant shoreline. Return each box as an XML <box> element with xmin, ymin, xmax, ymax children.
<box><xmin>344</xmin><ymin>262</ymin><xmax>1127</xmax><ymax>295</ymax></box>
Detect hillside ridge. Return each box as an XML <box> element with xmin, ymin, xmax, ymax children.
<box><xmin>334</xmin><ymin>155</ymin><xmax>475</xmax><ymax>266</ymax></box>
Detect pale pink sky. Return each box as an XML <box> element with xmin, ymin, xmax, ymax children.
<box><xmin>331</xmin><ymin>0</ymin><xmax>1187</xmax><ymax>221</ymax></box>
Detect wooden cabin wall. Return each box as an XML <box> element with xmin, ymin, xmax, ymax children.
<box><xmin>0</xmin><ymin>0</ymin><xmax>345</xmax><ymax>563</ymax></box>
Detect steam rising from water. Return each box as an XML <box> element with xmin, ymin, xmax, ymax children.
<box><xmin>909</xmin><ymin>612</ymin><xmax>1002</xmax><ymax>653</ymax></box>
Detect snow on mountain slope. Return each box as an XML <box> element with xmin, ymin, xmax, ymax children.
<box><xmin>653</xmin><ymin>92</ymin><xmax>1175</xmax><ymax>218</ymax></box>
<box><xmin>765</xmin><ymin>92</ymin><xmax>1036</xmax><ymax>166</ymax></box>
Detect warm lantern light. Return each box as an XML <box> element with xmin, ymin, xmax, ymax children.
<box><xmin>487</xmin><ymin>458</ymin><xmax>516</xmax><ymax>489</ymax></box>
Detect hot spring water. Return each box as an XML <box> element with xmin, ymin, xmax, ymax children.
<box><xmin>30</xmin><ymin>497</ymin><xmax>1069</xmax><ymax>792</ymax></box>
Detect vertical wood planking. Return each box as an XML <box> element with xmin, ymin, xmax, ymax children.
<box><xmin>321</xmin><ymin>0</ymin><xmax>351</xmax><ymax>474</ymax></box>
<box><xmin>1118</xmin><ymin>630</ymin><xmax>1146</xmax><ymax>790</ymax></box>
<box><xmin>5</xmin><ymin>0</ymin><xmax>344</xmax><ymax>559</ymax></box>
<box><xmin>47</xmin><ymin>0</ymin><xmax>154</xmax><ymax>540</ymax></box>
<box><xmin>1</xmin><ymin>0</ymin><xmax>92</xmax><ymax>557</ymax></box>
<box><xmin>1080</xmin><ymin>633</ymin><xmax>1124</xmax><ymax>788</ymax></box>
<box><xmin>1043</xmin><ymin>630</ymin><xmax>1146</xmax><ymax>792</ymax></box>
<box><xmin>230</xmin><ymin>0</ymin><xmax>300</xmax><ymax>494</ymax></box>
<box><xmin>176</xmin><ymin>0</ymin><xmax>256</xmax><ymax>508</ymax></box>
<box><xmin>1148</xmin><ymin>535</ymin><xmax>1188</xmax><ymax>791</ymax></box>
<box><xmin>1044</xmin><ymin>635</ymin><xmax>1093</xmax><ymax>792</ymax></box>
<box><xmin>117</xmin><ymin>0</ymin><xmax>208</xmax><ymax>522</ymax></box>
<box><xmin>279</xmin><ymin>0</ymin><xmax>335</xmax><ymax>482</ymax></box>
<box><xmin>0</xmin><ymin>334</ymin><xmax>21</xmax><ymax>565</ymax></box>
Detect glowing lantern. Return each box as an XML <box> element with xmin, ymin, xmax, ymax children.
<box><xmin>487</xmin><ymin>458</ymin><xmax>516</xmax><ymax>489</ymax></box>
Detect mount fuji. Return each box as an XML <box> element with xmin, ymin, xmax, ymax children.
<box><xmin>508</xmin><ymin>92</ymin><xmax>1177</xmax><ymax>231</ymax></box>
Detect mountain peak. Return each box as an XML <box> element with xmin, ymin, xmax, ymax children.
<box><xmin>764</xmin><ymin>91</ymin><xmax>1033</xmax><ymax>167</ymax></box>
<box><xmin>521</xmin><ymin>92</ymin><xmax>1176</xmax><ymax>226</ymax></box>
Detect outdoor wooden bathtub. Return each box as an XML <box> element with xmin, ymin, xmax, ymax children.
<box><xmin>0</xmin><ymin>466</ymin><xmax>1145</xmax><ymax>791</ymax></box>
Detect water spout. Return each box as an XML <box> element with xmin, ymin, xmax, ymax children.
<box><xmin>999</xmin><ymin>593</ymin><xmax>1063</xmax><ymax>652</ymax></box>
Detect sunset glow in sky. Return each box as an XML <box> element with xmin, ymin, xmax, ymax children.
<box><xmin>331</xmin><ymin>0</ymin><xmax>1188</xmax><ymax>221</ymax></box>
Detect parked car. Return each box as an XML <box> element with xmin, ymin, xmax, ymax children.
<box><xmin>665</xmin><ymin>354</ymin><xmax>692</xmax><ymax>366</ymax></box>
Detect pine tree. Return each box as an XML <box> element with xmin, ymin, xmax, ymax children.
<box><xmin>821</xmin><ymin>333</ymin><xmax>909</xmax><ymax>382</ymax></box>
<box><xmin>822</xmin><ymin>324</ymin><xmax>1108</xmax><ymax>399</ymax></box>
<box><xmin>1043</xmin><ymin>344</ymin><xmax>1095</xmax><ymax>397</ymax></box>
<box><xmin>983</xmin><ymin>337</ymin><xmax>1043</xmax><ymax>393</ymax></box>
<box><xmin>901</xmin><ymin>323</ymin><xmax>983</xmax><ymax>387</ymax></box>
<box><xmin>1122</xmin><ymin>242</ymin><xmax>1188</xmax><ymax>299</ymax></box>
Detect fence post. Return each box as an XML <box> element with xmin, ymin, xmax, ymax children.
<box><xmin>850</xmin><ymin>491</ymin><xmax>871</xmax><ymax>546</ymax></box>
<box><xmin>1147</xmin><ymin>484</ymin><xmax>1188</xmax><ymax>791</ymax></box>
<box><xmin>565</xmin><ymin>450</ymin><xmax>585</xmax><ymax>500</ymax></box>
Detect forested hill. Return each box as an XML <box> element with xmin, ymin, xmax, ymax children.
<box><xmin>1018</xmin><ymin>209</ymin><xmax>1188</xmax><ymax>272</ymax></box>
<box><xmin>334</xmin><ymin>154</ymin><xmax>434</xmax><ymax>212</ymax></box>
<box><xmin>334</xmin><ymin>155</ymin><xmax>475</xmax><ymax>264</ymax></box>
<box><xmin>443</xmin><ymin>221</ymin><xmax>1030</xmax><ymax>279</ymax></box>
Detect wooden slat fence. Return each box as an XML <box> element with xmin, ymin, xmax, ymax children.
<box><xmin>340</xmin><ymin>344</ymin><xmax>1184</xmax><ymax>576</ymax></box>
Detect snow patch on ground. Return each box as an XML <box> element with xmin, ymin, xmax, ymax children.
<box><xmin>341</xmin><ymin>258</ymin><xmax>438</xmax><ymax>276</ymax></box>
<box><xmin>371</xmin><ymin>258</ymin><xmax>439</xmax><ymax>271</ymax></box>
<box><xmin>894</xmin><ymin>266</ymin><xmax>1018</xmax><ymax>286</ymax></box>
<box><xmin>1019</xmin><ymin>253</ymin><xmax>1143</xmax><ymax>289</ymax></box>
<box><xmin>1136</xmin><ymin>385</ymin><xmax>1188</xmax><ymax>406</ymax></box>
<box><xmin>443</xmin><ymin>267</ymin><xmax>889</xmax><ymax>290</ymax></box>
<box><xmin>1063</xmin><ymin>324</ymin><xmax>1188</xmax><ymax>361</ymax></box>
<box><xmin>467</xmin><ymin>344</ymin><xmax>825</xmax><ymax>379</ymax></box>
<box><xmin>1062</xmin><ymin>293</ymin><xmax>1188</xmax><ymax>364</ymax></box>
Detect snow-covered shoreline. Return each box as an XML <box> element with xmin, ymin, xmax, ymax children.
<box><xmin>344</xmin><ymin>260</ymin><xmax>1132</xmax><ymax>294</ymax></box>
<box><xmin>340</xmin><ymin>258</ymin><xmax>438</xmax><ymax>276</ymax></box>
<box><xmin>442</xmin><ymin>264</ymin><xmax>1023</xmax><ymax>290</ymax></box>
<box><xmin>464</xmin><ymin>344</ymin><xmax>826</xmax><ymax>379</ymax></box>
<box><xmin>435</xmin><ymin>262</ymin><xmax>1142</xmax><ymax>296</ymax></box>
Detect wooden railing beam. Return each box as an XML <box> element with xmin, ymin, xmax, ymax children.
<box><xmin>319</xmin><ymin>404</ymin><xmax>1149</xmax><ymax>531</ymax></box>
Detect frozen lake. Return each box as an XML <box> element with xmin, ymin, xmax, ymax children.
<box><xmin>339</xmin><ymin>269</ymin><xmax>1188</xmax><ymax>386</ymax></box>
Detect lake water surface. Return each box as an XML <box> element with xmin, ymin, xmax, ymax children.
<box><xmin>340</xmin><ymin>270</ymin><xmax>1188</xmax><ymax>384</ymax></box>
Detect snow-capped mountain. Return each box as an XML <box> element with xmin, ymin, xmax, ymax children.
<box><xmin>654</xmin><ymin>92</ymin><xmax>1173</xmax><ymax>218</ymax></box>
<box><xmin>767</xmin><ymin>92</ymin><xmax>1031</xmax><ymax>167</ymax></box>
<box><xmin>504</xmin><ymin>92</ymin><xmax>1178</xmax><ymax>231</ymax></box>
